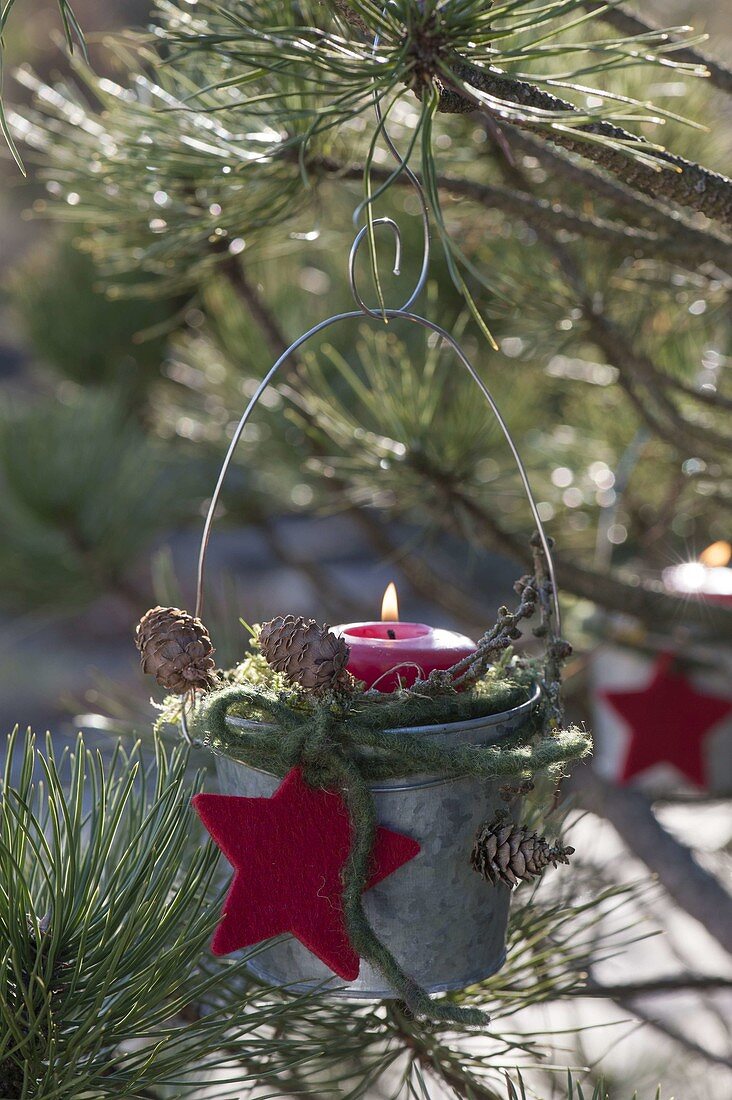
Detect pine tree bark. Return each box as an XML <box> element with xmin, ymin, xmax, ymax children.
<box><xmin>436</xmin><ymin>59</ymin><xmax>732</xmax><ymax>229</ymax></box>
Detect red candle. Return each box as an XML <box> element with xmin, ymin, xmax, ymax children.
<box><xmin>334</xmin><ymin>583</ymin><xmax>476</xmax><ymax>692</ymax></box>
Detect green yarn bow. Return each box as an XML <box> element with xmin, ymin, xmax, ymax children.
<box><xmin>191</xmin><ymin>685</ymin><xmax>591</xmax><ymax>1027</ymax></box>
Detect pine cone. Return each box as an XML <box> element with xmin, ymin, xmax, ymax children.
<box><xmin>259</xmin><ymin>615</ymin><xmax>351</xmax><ymax>694</ymax></box>
<box><xmin>471</xmin><ymin>817</ymin><xmax>574</xmax><ymax>888</ymax></box>
<box><xmin>135</xmin><ymin>606</ymin><xmax>216</xmax><ymax>694</ymax></box>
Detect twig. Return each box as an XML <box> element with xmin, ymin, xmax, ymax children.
<box><xmin>326</xmin><ymin>158</ymin><xmax>732</xmax><ymax>276</ymax></box>
<box><xmin>537</xmin><ymin>233</ymin><xmax>732</xmax><ymax>459</ymax></box>
<box><xmin>615</xmin><ymin>997</ymin><xmax>732</xmax><ymax>1071</ymax></box>
<box><xmin>583</xmin><ymin>2</ymin><xmax>732</xmax><ymax>96</ymax></box>
<box><xmin>568</xmin><ymin>766</ymin><xmax>732</xmax><ymax>957</ymax></box>
<box><xmin>578</xmin><ymin>975</ymin><xmax>732</xmax><ymax>998</ymax></box>
<box><xmin>478</xmin><ymin>142</ymin><xmax>732</xmax><ymax>458</ymax></box>
<box><xmin>501</xmin><ymin>124</ymin><xmax>730</xmax><ymax>243</ymax></box>
<box><xmin>582</xmin><ymin>304</ymin><xmax>732</xmax><ymax>416</ymax></box>
<box><xmin>411</xmin><ymin>571</ymin><xmax>539</xmax><ymax>695</ymax></box>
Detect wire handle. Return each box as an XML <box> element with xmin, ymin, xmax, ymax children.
<box><xmin>195</xmin><ymin>305</ymin><xmax>560</xmax><ymax>632</ymax></box>
<box><xmin>194</xmin><ymin>100</ymin><xmax>561</xmax><ymax>638</ymax></box>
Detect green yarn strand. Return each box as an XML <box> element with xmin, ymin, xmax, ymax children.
<box><xmin>193</xmin><ymin>685</ymin><xmax>590</xmax><ymax>785</ymax></box>
<box><xmin>337</xmin><ymin>754</ymin><xmax>490</xmax><ymax>1028</ymax></box>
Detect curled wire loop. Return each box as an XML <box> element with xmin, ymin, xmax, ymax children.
<box><xmin>348</xmin><ymin>94</ymin><xmax>430</xmax><ymax>317</ymax></box>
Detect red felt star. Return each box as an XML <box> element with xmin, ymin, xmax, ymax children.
<box><xmin>601</xmin><ymin>653</ymin><xmax>732</xmax><ymax>787</ymax></box>
<box><xmin>193</xmin><ymin>766</ymin><xmax>420</xmax><ymax>980</ymax></box>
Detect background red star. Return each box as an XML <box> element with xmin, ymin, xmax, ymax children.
<box><xmin>601</xmin><ymin>653</ymin><xmax>732</xmax><ymax>787</ymax></box>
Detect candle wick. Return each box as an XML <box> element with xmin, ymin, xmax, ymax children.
<box><xmin>387</xmin><ymin>628</ymin><xmax>396</xmax><ymax>640</ymax></box>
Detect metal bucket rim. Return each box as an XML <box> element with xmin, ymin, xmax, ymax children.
<box><xmin>221</xmin><ymin>682</ymin><xmax>541</xmax><ymax>789</ymax></box>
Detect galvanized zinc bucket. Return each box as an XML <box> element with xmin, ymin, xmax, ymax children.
<box><xmin>216</xmin><ymin>684</ymin><xmax>540</xmax><ymax>998</ymax></box>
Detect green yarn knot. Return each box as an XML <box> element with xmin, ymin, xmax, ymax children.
<box><xmin>191</xmin><ymin>684</ymin><xmax>591</xmax><ymax>1028</ymax></box>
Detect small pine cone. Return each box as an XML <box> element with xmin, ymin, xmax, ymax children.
<box><xmin>471</xmin><ymin>817</ymin><xmax>574</xmax><ymax>888</ymax></box>
<box><xmin>135</xmin><ymin>606</ymin><xmax>216</xmax><ymax>694</ymax></box>
<box><xmin>259</xmin><ymin>615</ymin><xmax>351</xmax><ymax>694</ymax></box>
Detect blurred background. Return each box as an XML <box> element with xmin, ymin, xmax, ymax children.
<box><xmin>0</xmin><ymin>1</ymin><xmax>731</xmax><ymax>1095</ymax></box>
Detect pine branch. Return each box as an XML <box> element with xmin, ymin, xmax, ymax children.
<box><xmin>579</xmin><ymin>975</ymin><xmax>732</xmax><ymax>998</ymax></box>
<box><xmin>568</xmin><ymin>766</ymin><xmax>732</xmax><ymax>957</ymax></box>
<box><xmin>217</xmin><ymin>253</ymin><xmax>296</xmax><ymax>368</ymax></box>
<box><xmin>385</xmin><ymin>1002</ymin><xmax>505</xmax><ymax>1100</ymax></box>
<box><xmin>479</xmin><ymin>143</ymin><xmax>732</xmax><ymax>457</ymax></box>
<box><xmin>584</xmin><ymin>2</ymin><xmax>732</xmax><ymax>96</ymax></box>
<box><xmin>432</xmin><ymin>176</ymin><xmax>732</xmax><ymax>276</ymax></box>
<box><xmin>326</xmin><ymin>159</ymin><xmax>732</xmax><ymax>429</ymax></box>
<box><xmin>327</xmin><ymin>2</ymin><xmax>732</xmax><ymax>230</ymax></box>
<box><xmin>498</xmin><ymin>126</ymin><xmax>732</xmax><ymax>263</ymax></box>
<box><xmin>328</xmin><ymin>2</ymin><xmax>732</xmax><ymax>227</ymax></box>
<box><xmin>579</xmin><ymin>300</ymin><xmax>732</xmax><ymax>445</ymax></box>
<box><xmin>0</xmin><ymin>0</ymin><xmax>86</xmax><ymax>170</ymax></box>
<box><xmin>434</xmin><ymin>59</ymin><xmax>732</xmax><ymax>229</ymax></box>
<box><xmin>442</xmin><ymin>482</ymin><xmax>732</xmax><ymax>636</ymax></box>
<box><xmin>0</xmin><ymin>393</ymin><xmax>192</xmax><ymax>613</ymax></box>
<box><xmin>156</xmin><ymin>0</ymin><xmax>732</xmax><ymax>234</ymax></box>
<box><xmin>615</xmin><ymin>997</ymin><xmax>732</xmax><ymax>1071</ymax></box>
<box><xmin>536</xmin><ymin>233</ymin><xmax>732</xmax><ymax>459</ymax></box>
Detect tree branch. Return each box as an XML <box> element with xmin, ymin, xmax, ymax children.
<box><xmin>535</xmin><ymin>232</ymin><xmax>732</xmax><ymax>457</ymax></box>
<box><xmin>332</xmin><ymin>0</ymin><xmax>732</xmax><ymax>225</ymax></box>
<box><xmin>385</xmin><ymin>1002</ymin><xmax>505</xmax><ymax>1100</ymax></box>
<box><xmin>327</xmin><ymin>158</ymin><xmax>732</xmax><ymax>274</ymax></box>
<box><xmin>568</xmin><ymin>766</ymin><xmax>732</xmax><ymax>957</ymax></box>
<box><xmin>443</xmin><ymin>481</ymin><xmax>732</xmax><ymax>636</ymax></box>
<box><xmin>435</xmin><ymin>58</ymin><xmax>732</xmax><ymax>229</ymax></box>
<box><xmin>615</xmin><ymin>997</ymin><xmax>732</xmax><ymax>1071</ymax></box>
<box><xmin>497</xmin><ymin>126</ymin><xmax>732</xmax><ymax>260</ymax></box>
<box><xmin>579</xmin><ymin>300</ymin><xmax>732</xmax><ymax>446</ymax></box>
<box><xmin>324</xmin><ymin>159</ymin><xmax>732</xmax><ymax>425</ymax></box>
<box><xmin>579</xmin><ymin>974</ymin><xmax>732</xmax><ymax>998</ymax></box>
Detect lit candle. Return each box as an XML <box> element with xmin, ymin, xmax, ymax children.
<box><xmin>662</xmin><ymin>541</ymin><xmax>732</xmax><ymax>606</ymax></box>
<box><xmin>334</xmin><ymin>583</ymin><xmax>476</xmax><ymax>692</ymax></box>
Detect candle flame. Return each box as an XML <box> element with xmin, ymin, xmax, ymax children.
<box><xmin>699</xmin><ymin>540</ymin><xmax>731</xmax><ymax>568</ymax></box>
<box><xmin>381</xmin><ymin>582</ymin><xmax>399</xmax><ymax>622</ymax></box>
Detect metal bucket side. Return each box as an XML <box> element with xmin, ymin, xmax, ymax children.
<box><xmin>214</xmin><ymin>686</ymin><xmax>539</xmax><ymax>999</ymax></box>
